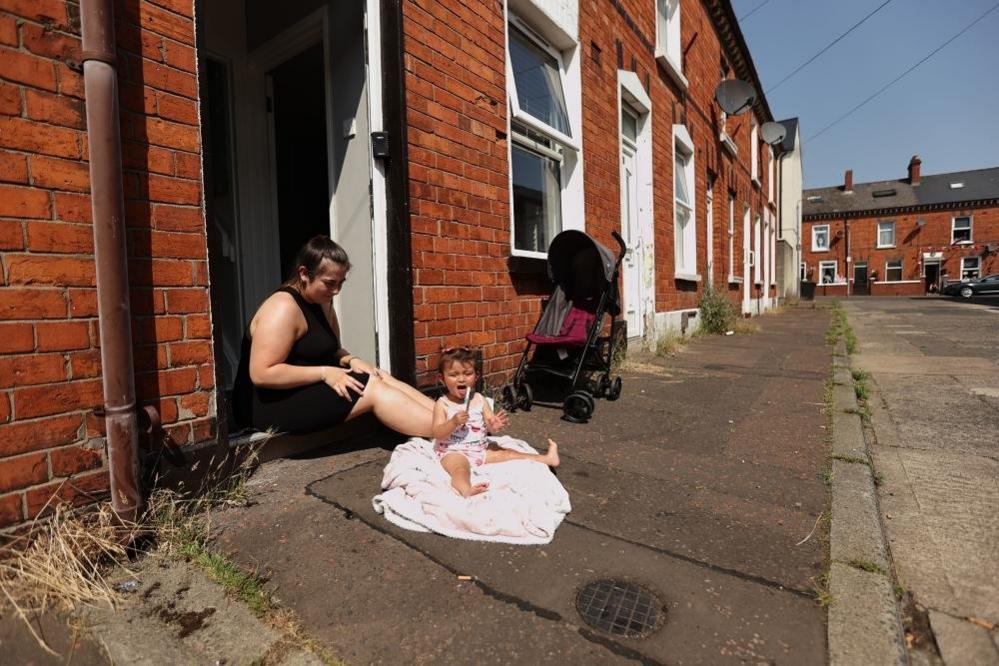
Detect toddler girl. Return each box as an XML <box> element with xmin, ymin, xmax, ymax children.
<box><xmin>432</xmin><ymin>347</ymin><xmax>559</xmax><ymax>497</ymax></box>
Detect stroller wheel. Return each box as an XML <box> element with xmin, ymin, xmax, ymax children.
<box><xmin>562</xmin><ymin>391</ymin><xmax>594</xmax><ymax>423</ymax></box>
<box><xmin>501</xmin><ymin>384</ymin><xmax>517</xmax><ymax>412</ymax></box>
<box><xmin>607</xmin><ymin>376</ymin><xmax>623</xmax><ymax>401</ymax></box>
<box><xmin>596</xmin><ymin>373</ymin><xmax>612</xmax><ymax>398</ymax></box>
<box><xmin>517</xmin><ymin>383</ymin><xmax>534</xmax><ymax>411</ymax></box>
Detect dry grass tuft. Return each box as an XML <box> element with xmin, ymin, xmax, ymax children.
<box><xmin>0</xmin><ymin>502</ymin><xmax>141</xmax><ymax>655</ymax></box>
<box><xmin>0</xmin><ymin>438</ymin><xmax>268</xmax><ymax>657</ymax></box>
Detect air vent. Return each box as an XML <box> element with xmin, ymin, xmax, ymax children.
<box><xmin>872</xmin><ymin>189</ymin><xmax>897</xmax><ymax>198</ymax></box>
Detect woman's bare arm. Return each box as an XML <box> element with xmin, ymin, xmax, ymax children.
<box><xmin>248</xmin><ymin>293</ymin><xmax>331</xmax><ymax>389</ymax></box>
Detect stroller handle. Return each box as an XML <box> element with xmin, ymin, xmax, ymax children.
<box><xmin>611</xmin><ymin>231</ymin><xmax>627</xmax><ymax>264</ymax></box>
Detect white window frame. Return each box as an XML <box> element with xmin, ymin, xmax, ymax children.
<box><xmin>505</xmin><ymin>12</ymin><xmax>584</xmax><ymax>258</ymax></box>
<box><xmin>951</xmin><ymin>215</ymin><xmax>973</xmax><ymax>244</ymax></box>
<box><xmin>818</xmin><ymin>260</ymin><xmax>838</xmax><ymax>285</ymax></box>
<box><xmin>812</xmin><ymin>224</ymin><xmax>830</xmax><ymax>252</ymax></box>
<box><xmin>655</xmin><ymin>0</ymin><xmax>686</xmax><ymax>88</ymax></box>
<box><xmin>753</xmin><ymin>213</ymin><xmax>762</xmax><ymax>284</ymax></box>
<box><xmin>877</xmin><ymin>220</ymin><xmax>896</xmax><ymax>248</ymax></box>
<box><xmin>884</xmin><ymin>258</ymin><xmax>903</xmax><ymax>282</ymax></box>
<box><xmin>673</xmin><ymin>124</ymin><xmax>697</xmax><ymax>280</ymax></box>
<box><xmin>727</xmin><ymin>194</ymin><xmax>737</xmax><ymax>282</ymax></box>
<box><xmin>750</xmin><ymin>119</ymin><xmax>760</xmax><ymax>186</ymax></box>
<box><xmin>961</xmin><ymin>256</ymin><xmax>981</xmax><ymax>280</ymax></box>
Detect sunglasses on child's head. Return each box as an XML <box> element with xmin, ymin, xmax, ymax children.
<box><xmin>441</xmin><ymin>346</ymin><xmax>472</xmax><ymax>353</ymax></box>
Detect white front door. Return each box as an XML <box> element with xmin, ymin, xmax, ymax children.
<box><xmin>620</xmin><ymin>108</ymin><xmax>643</xmax><ymax>338</ymax></box>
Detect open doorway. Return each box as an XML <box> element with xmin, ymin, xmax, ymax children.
<box><xmin>201</xmin><ymin>0</ymin><xmax>386</xmax><ymax>404</ymax></box>
<box><xmin>269</xmin><ymin>43</ymin><xmax>331</xmax><ymax>278</ymax></box>
<box><xmin>924</xmin><ymin>261</ymin><xmax>940</xmax><ymax>293</ymax></box>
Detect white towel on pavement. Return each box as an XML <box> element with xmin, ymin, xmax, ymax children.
<box><xmin>372</xmin><ymin>436</ymin><xmax>571</xmax><ymax>545</ymax></box>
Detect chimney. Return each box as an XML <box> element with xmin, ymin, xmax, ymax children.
<box><xmin>908</xmin><ymin>155</ymin><xmax>921</xmax><ymax>185</ymax></box>
<box><xmin>843</xmin><ymin>169</ymin><xmax>853</xmax><ymax>192</ymax></box>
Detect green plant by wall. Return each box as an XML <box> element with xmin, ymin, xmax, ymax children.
<box><xmin>698</xmin><ymin>284</ymin><xmax>736</xmax><ymax>334</ymax></box>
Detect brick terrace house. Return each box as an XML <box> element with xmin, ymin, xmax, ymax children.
<box><xmin>0</xmin><ymin>0</ymin><xmax>787</xmax><ymax>528</ymax></box>
<box><xmin>802</xmin><ymin>157</ymin><xmax>999</xmax><ymax>297</ymax></box>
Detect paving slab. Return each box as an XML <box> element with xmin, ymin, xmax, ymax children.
<box><xmin>929</xmin><ymin>611</ymin><xmax>999</xmax><ymax>666</ymax></box>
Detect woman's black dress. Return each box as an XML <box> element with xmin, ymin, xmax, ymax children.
<box><xmin>233</xmin><ymin>287</ymin><xmax>369</xmax><ymax>434</ymax></box>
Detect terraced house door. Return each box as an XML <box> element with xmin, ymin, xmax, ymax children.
<box><xmin>201</xmin><ymin>0</ymin><xmax>390</xmax><ymax>403</ymax></box>
<box><xmin>620</xmin><ymin>107</ymin><xmax>643</xmax><ymax>339</ymax></box>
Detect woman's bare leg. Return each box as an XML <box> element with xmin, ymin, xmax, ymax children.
<box><xmin>347</xmin><ymin>375</ymin><xmax>434</xmax><ymax>437</ymax></box>
<box><xmin>485</xmin><ymin>439</ymin><xmax>559</xmax><ymax>467</ymax></box>
<box><xmin>378</xmin><ymin>372</ymin><xmax>435</xmax><ymax>411</ymax></box>
<box><xmin>441</xmin><ymin>453</ymin><xmax>488</xmax><ymax>497</ymax></box>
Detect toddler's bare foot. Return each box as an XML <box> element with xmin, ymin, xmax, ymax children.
<box><xmin>461</xmin><ymin>483</ymin><xmax>489</xmax><ymax>498</ymax></box>
<box><xmin>544</xmin><ymin>439</ymin><xmax>560</xmax><ymax>467</ymax></box>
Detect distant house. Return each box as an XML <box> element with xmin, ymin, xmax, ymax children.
<box><xmin>801</xmin><ymin>157</ymin><xmax>999</xmax><ymax>296</ymax></box>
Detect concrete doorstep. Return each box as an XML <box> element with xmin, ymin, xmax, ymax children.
<box><xmin>827</xmin><ymin>339</ymin><xmax>906</xmax><ymax>666</ymax></box>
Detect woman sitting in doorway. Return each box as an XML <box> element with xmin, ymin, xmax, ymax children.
<box><xmin>233</xmin><ymin>235</ymin><xmax>434</xmax><ymax>436</ymax></box>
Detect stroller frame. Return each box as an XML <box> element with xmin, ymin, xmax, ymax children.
<box><xmin>502</xmin><ymin>231</ymin><xmax>628</xmax><ymax>423</ymax></box>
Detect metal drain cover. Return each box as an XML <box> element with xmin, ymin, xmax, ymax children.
<box><xmin>575</xmin><ymin>579</ymin><xmax>664</xmax><ymax>637</ymax></box>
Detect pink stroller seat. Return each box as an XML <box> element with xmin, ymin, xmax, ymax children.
<box><xmin>525</xmin><ymin>306</ymin><xmax>595</xmax><ymax>346</ymax></box>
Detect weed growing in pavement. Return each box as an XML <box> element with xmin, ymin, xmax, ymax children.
<box><xmin>655</xmin><ymin>329</ymin><xmax>687</xmax><ymax>356</ymax></box>
<box><xmin>820</xmin><ymin>468</ymin><xmax>833</xmax><ymax>487</ymax></box>
<box><xmin>731</xmin><ymin>318</ymin><xmax>761</xmax><ymax>335</ymax></box>
<box><xmin>831</xmin><ymin>454</ymin><xmax>868</xmax><ymax>465</ymax></box>
<box><xmin>698</xmin><ymin>284</ymin><xmax>736</xmax><ymax>334</ymax></box>
<box><xmin>873</xmin><ymin>470</ymin><xmax>886</xmax><ymax>487</ymax></box>
<box><xmin>825</xmin><ymin>301</ymin><xmax>858</xmax><ymax>353</ymax></box>
<box><xmin>848</xmin><ymin>559</ymin><xmax>888</xmax><ymax>576</ymax></box>
<box><xmin>810</xmin><ymin>572</ymin><xmax>832</xmax><ymax>607</ymax></box>
<box><xmin>893</xmin><ymin>583</ymin><xmax>908</xmax><ymax>599</ymax></box>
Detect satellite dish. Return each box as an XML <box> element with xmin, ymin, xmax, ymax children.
<box><xmin>714</xmin><ymin>79</ymin><xmax>756</xmax><ymax>115</ymax></box>
<box><xmin>761</xmin><ymin>121</ymin><xmax>787</xmax><ymax>145</ymax></box>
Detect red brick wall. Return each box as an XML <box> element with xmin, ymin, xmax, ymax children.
<box><xmin>0</xmin><ymin>0</ymin><xmax>213</xmax><ymax>528</ymax></box>
<box><xmin>404</xmin><ymin>0</ymin><xmax>772</xmax><ymax>387</ymax></box>
<box><xmin>802</xmin><ymin>204</ymin><xmax>999</xmax><ymax>293</ymax></box>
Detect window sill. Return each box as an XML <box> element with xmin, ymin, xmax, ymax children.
<box><xmin>819</xmin><ymin>282</ymin><xmax>848</xmax><ymax>286</ymax></box>
<box><xmin>674</xmin><ymin>272</ymin><xmax>701</xmax><ymax>282</ymax></box>
<box><xmin>720</xmin><ymin>133</ymin><xmax>738</xmax><ymax>156</ymax></box>
<box><xmin>728</xmin><ymin>275</ymin><xmax>743</xmax><ymax>284</ymax></box>
<box><xmin>812</xmin><ymin>247</ymin><xmax>830</xmax><ymax>253</ymax></box>
<box><xmin>510</xmin><ymin>248</ymin><xmax>547</xmax><ymax>260</ymax></box>
<box><xmin>507</xmin><ymin>254</ymin><xmax>548</xmax><ymax>275</ymax></box>
<box><xmin>876</xmin><ymin>245</ymin><xmax>896</xmax><ymax>249</ymax></box>
<box><xmin>656</xmin><ymin>53</ymin><xmax>688</xmax><ymax>90</ymax></box>
<box><xmin>752</xmin><ymin>177</ymin><xmax>761</xmax><ymax>189</ymax></box>
<box><xmin>878</xmin><ymin>279</ymin><xmax>921</xmax><ymax>284</ymax></box>
<box><xmin>952</xmin><ymin>239</ymin><xmax>973</xmax><ymax>245</ymax></box>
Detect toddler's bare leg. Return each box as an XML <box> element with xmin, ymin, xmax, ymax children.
<box><xmin>485</xmin><ymin>439</ymin><xmax>559</xmax><ymax>467</ymax></box>
<box><xmin>441</xmin><ymin>453</ymin><xmax>489</xmax><ymax>497</ymax></box>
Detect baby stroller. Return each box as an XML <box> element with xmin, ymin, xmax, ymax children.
<box><xmin>501</xmin><ymin>230</ymin><xmax>627</xmax><ymax>423</ymax></box>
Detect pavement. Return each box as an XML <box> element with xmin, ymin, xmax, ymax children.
<box><xmin>841</xmin><ymin>296</ymin><xmax>999</xmax><ymax>665</ymax></box>
<box><xmin>1</xmin><ymin>304</ymin><xmax>836</xmax><ymax>664</ymax></box>
<box><xmin>209</xmin><ymin>304</ymin><xmax>833</xmax><ymax>664</ymax></box>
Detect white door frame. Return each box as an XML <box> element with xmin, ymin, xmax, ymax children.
<box><xmin>617</xmin><ymin>70</ymin><xmax>654</xmax><ymax>341</ymax></box>
<box><xmin>364</xmin><ymin>0</ymin><xmax>391</xmax><ymax>371</ymax></box>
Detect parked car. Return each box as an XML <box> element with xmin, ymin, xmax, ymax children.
<box><xmin>942</xmin><ymin>274</ymin><xmax>999</xmax><ymax>298</ymax></box>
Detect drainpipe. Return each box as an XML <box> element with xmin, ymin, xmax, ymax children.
<box><xmin>81</xmin><ymin>0</ymin><xmax>142</xmax><ymax>521</ymax></box>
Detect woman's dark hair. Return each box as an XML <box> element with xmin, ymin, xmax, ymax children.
<box><xmin>282</xmin><ymin>235</ymin><xmax>351</xmax><ymax>286</ymax></box>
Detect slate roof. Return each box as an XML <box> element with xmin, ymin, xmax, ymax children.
<box><xmin>803</xmin><ymin>166</ymin><xmax>999</xmax><ymax>218</ymax></box>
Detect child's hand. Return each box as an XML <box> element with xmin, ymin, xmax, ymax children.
<box><xmin>487</xmin><ymin>409</ymin><xmax>509</xmax><ymax>432</ymax></box>
<box><xmin>452</xmin><ymin>411</ymin><xmax>469</xmax><ymax>427</ymax></box>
